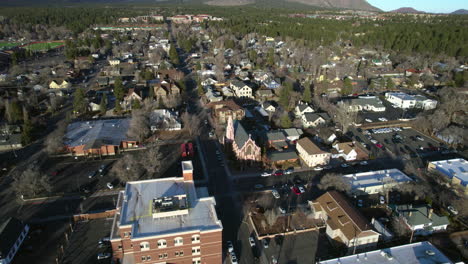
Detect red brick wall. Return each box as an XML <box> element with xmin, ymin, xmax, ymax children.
<box><xmin>112</xmin><ymin>230</ymin><xmax>222</xmax><ymax>264</ymax></box>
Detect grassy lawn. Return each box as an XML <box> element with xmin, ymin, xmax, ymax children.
<box><xmin>0</xmin><ymin>42</ymin><xmax>20</xmax><ymax>49</ymax></box>
<box><xmin>24</xmin><ymin>41</ymin><xmax>64</xmax><ymax>51</ymax></box>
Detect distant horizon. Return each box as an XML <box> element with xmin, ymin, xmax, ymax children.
<box><xmin>367</xmin><ymin>0</ymin><xmax>468</xmax><ymax>13</ymax></box>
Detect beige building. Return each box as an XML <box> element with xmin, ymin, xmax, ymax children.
<box><xmin>310</xmin><ymin>191</ymin><xmax>380</xmax><ymax>252</ymax></box>
<box><xmin>428</xmin><ymin>158</ymin><xmax>468</xmax><ymax>193</ymax></box>
<box><xmin>49</xmin><ymin>80</ymin><xmax>71</xmax><ymax>89</ymax></box>
<box><xmin>296</xmin><ymin>137</ymin><xmax>331</xmax><ymax>167</ymax></box>
<box><xmin>110</xmin><ymin>161</ymin><xmax>223</xmax><ymax>264</ymax></box>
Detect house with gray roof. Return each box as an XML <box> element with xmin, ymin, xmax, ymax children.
<box><xmin>302</xmin><ymin>112</ymin><xmax>331</xmax><ymax>128</ymax></box>
<box><xmin>394</xmin><ymin>204</ymin><xmax>449</xmax><ymax>235</ymax></box>
<box><xmin>226</xmin><ymin>119</ymin><xmax>261</xmax><ymax>162</ymax></box>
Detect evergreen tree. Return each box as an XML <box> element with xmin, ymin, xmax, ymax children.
<box><xmin>280</xmin><ymin>114</ymin><xmax>292</xmax><ymax>128</ymax></box>
<box><xmin>73</xmin><ymin>88</ymin><xmax>87</xmax><ymax>115</ymax></box>
<box><xmin>386</xmin><ymin>78</ymin><xmax>395</xmax><ymax>90</ymax></box>
<box><xmin>279</xmin><ymin>83</ymin><xmax>292</xmax><ymax>109</ymax></box>
<box><xmin>303</xmin><ymin>83</ymin><xmax>312</xmax><ymax>103</ymax></box>
<box><xmin>113</xmin><ymin>77</ymin><xmax>125</xmax><ymax>102</ymax></box>
<box><xmin>114</xmin><ymin>102</ymin><xmax>122</xmax><ymax>114</ymax></box>
<box><xmin>342</xmin><ymin>78</ymin><xmax>353</xmax><ymax>95</ymax></box>
<box><xmin>132</xmin><ymin>99</ymin><xmax>141</xmax><ymax>110</ymax></box>
<box><xmin>21</xmin><ymin>119</ymin><xmax>33</xmax><ymax>145</ymax></box>
<box><xmin>149</xmin><ymin>85</ymin><xmax>155</xmax><ymax>99</ymax></box>
<box><xmin>169</xmin><ymin>44</ymin><xmax>180</xmax><ymax>65</ymax></box>
<box><xmin>99</xmin><ymin>95</ymin><xmax>107</xmax><ymax>115</ymax></box>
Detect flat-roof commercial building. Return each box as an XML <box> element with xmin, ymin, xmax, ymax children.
<box><xmin>385</xmin><ymin>92</ymin><xmax>437</xmax><ymax>110</ymax></box>
<box><xmin>428</xmin><ymin>158</ymin><xmax>468</xmax><ymax>193</ymax></box>
<box><xmin>343</xmin><ymin>169</ymin><xmax>413</xmax><ymax>195</ymax></box>
<box><xmin>319</xmin><ymin>241</ymin><xmax>453</xmax><ymax>264</ymax></box>
<box><xmin>63</xmin><ymin>118</ymin><xmax>138</xmax><ymax>156</ymax></box>
<box><xmin>339</xmin><ymin>96</ymin><xmax>386</xmax><ymax>112</ymax></box>
<box><xmin>110</xmin><ymin>161</ymin><xmax>223</xmax><ymax>264</ymax></box>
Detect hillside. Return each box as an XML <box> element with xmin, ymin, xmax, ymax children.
<box><xmin>0</xmin><ymin>0</ymin><xmax>380</xmax><ymax>11</ymax></box>
<box><xmin>451</xmin><ymin>9</ymin><xmax>468</xmax><ymax>15</ymax></box>
<box><xmin>391</xmin><ymin>7</ymin><xmax>425</xmax><ymax>14</ymax></box>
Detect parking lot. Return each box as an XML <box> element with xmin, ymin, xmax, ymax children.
<box><xmin>61</xmin><ymin>218</ymin><xmax>114</xmax><ymax>264</ymax></box>
<box><xmin>357</xmin><ymin>98</ymin><xmax>421</xmax><ymax>124</ymax></box>
<box><xmin>350</xmin><ymin>127</ymin><xmax>444</xmax><ymax>159</ymax></box>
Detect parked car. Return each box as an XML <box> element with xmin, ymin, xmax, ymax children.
<box><xmin>97</xmin><ymin>253</ymin><xmax>111</xmax><ymax>260</ymax></box>
<box><xmin>298</xmin><ymin>186</ymin><xmax>306</xmax><ymax>193</ymax></box>
<box><xmin>415</xmin><ymin>135</ymin><xmax>424</xmax><ymax>141</ymax></box>
<box><xmin>375</xmin><ymin>143</ymin><xmax>383</xmax><ymax>149</ymax></box>
<box><xmin>379</xmin><ymin>196</ymin><xmax>385</xmax><ymax>204</ymax></box>
<box><xmin>314</xmin><ymin>166</ymin><xmax>323</xmax><ymax>171</ymax></box>
<box><xmin>274</xmin><ymin>170</ymin><xmax>284</xmax><ymax>176</ymax></box>
<box><xmin>230</xmin><ymin>252</ymin><xmax>238</xmax><ymax>264</ymax></box>
<box><xmin>284</xmin><ymin>167</ymin><xmax>294</xmax><ymax>174</ymax></box>
<box><xmin>248</xmin><ymin>236</ymin><xmax>256</xmax><ymax>247</ymax></box>
<box><xmin>291</xmin><ymin>186</ymin><xmax>301</xmax><ymax>195</ymax></box>
<box><xmin>98</xmin><ymin>164</ymin><xmax>107</xmax><ymax>173</ymax></box>
<box><xmin>254</xmin><ymin>184</ymin><xmax>264</xmax><ymax>189</ymax></box>
<box><xmin>261</xmin><ymin>171</ymin><xmax>272</xmax><ymax>177</ymax></box>
<box><xmin>88</xmin><ymin>171</ymin><xmax>97</xmax><ymax>179</ymax></box>
<box><xmin>447</xmin><ymin>205</ymin><xmax>458</xmax><ymax>215</ymax></box>
<box><xmin>341</xmin><ymin>163</ymin><xmax>350</xmax><ymax>168</ymax></box>
<box><xmin>365</xmin><ymin>119</ymin><xmax>373</xmax><ymax>123</ymax></box>
<box><xmin>106</xmin><ymin>182</ymin><xmax>113</xmax><ymax>189</ymax></box>
<box><xmin>226</xmin><ymin>241</ymin><xmax>234</xmax><ymax>253</ymax></box>
<box><xmin>271</xmin><ymin>189</ymin><xmax>280</xmax><ymax>199</ymax></box>
<box><xmin>262</xmin><ymin>238</ymin><xmax>269</xmax><ymax>249</ymax></box>
<box><xmin>278</xmin><ymin>206</ymin><xmax>286</xmax><ymax>214</ymax></box>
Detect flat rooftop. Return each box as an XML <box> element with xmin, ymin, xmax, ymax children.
<box><xmin>64</xmin><ymin>118</ymin><xmax>132</xmax><ymax>149</ymax></box>
<box><xmin>111</xmin><ymin>177</ymin><xmax>222</xmax><ymax>239</ymax></box>
<box><xmin>430</xmin><ymin>158</ymin><xmax>468</xmax><ymax>184</ymax></box>
<box><xmin>343</xmin><ymin>169</ymin><xmax>412</xmax><ymax>190</ymax></box>
<box><xmin>319</xmin><ymin>241</ymin><xmax>453</xmax><ymax>264</ymax></box>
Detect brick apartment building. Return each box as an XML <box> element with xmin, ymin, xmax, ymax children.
<box><xmin>110</xmin><ymin>161</ymin><xmax>223</xmax><ymax>264</ymax></box>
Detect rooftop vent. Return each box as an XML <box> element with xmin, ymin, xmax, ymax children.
<box><xmin>425</xmin><ymin>250</ymin><xmax>435</xmax><ymax>256</ymax></box>
<box><xmin>380</xmin><ymin>251</ymin><xmax>393</xmax><ymax>260</ymax></box>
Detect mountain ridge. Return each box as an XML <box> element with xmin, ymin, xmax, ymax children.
<box><xmin>391</xmin><ymin>7</ymin><xmax>425</xmax><ymax>14</ymax></box>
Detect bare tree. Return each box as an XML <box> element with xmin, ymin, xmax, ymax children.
<box><xmin>45</xmin><ymin>119</ymin><xmax>68</xmax><ymax>154</ymax></box>
<box><xmin>111</xmin><ymin>153</ymin><xmax>144</xmax><ymax>183</ymax></box>
<box><xmin>127</xmin><ymin>109</ymin><xmax>151</xmax><ymax>142</ymax></box>
<box><xmin>11</xmin><ymin>166</ymin><xmax>52</xmax><ymax>198</ymax></box>
<box><xmin>181</xmin><ymin>112</ymin><xmax>201</xmax><ymax>138</ymax></box>
<box><xmin>332</xmin><ymin>103</ymin><xmax>357</xmax><ymax>133</ymax></box>
<box><xmin>318</xmin><ymin>173</ymin><xmax>350</xmax><ymax>192</ymax></box>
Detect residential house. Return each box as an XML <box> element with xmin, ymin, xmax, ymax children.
<box><xmin>332</xmin><ymin>142</ymin><xmax>368</xmax><ymax>161</ymax></box>
<box><xmin>339</xmin><ymin>96</ymin><xmax>386</xmax><ymax>112</ymax></box>
<box><xmin>283</xmin><ymin>128</ymin><xmax>303</xmax><ymax>143</ymax></box>
<box><xmin>96</xmin><ymin>76</ymin><xmax>109</xmax><ymax>87</ymax></box>
<box><xmin>153</xmin><ymin>80</ymin><xmax>181</xmax><ymax>100</ymax></box>
<box><xmin>230</xmin><ymin>80</ymin><xmax>253</xmax><ymax>98</ymax></box>
<box><xmin>0</xmin><ymin>134</ymin><xmax>22</xmax><ymax>151</ymax></box>
<box><xmin>428</xmin><ymin>159</ymin><xmax>468</xmax><ymax>193</ymax></box>
<box><xmin>296</xmin><ymin>137</ymin><xmax>331</xmax><ymax>167</ymax></box>
<box><xmin>394</xmin><ymin>204</ymin><xmax>449</xmax><ymax>235</ymax></box>
<box><xmin>158</xmin><ymin>69</ymin><xmax>185</xmax><ymax>82</ymax></box>
<box><xmin>207</xmin><ymin>100</ymin><xmax>245</xmax><ymax>124</ymax></box>
<box><xmin>267</xmin><ymin>150</ymin><xmax>299</xmax><ymax>166</ymax></box>
<box><xmin>262</xmin><ymin>101</ymin><xmax>276</xmax><ymax>113</ymax></box>
<box><xmin>255</xmin><ymin>89</ymin><xmax>274</xmax><ymax>100</ymax></box>
<box><xmin>342</xmin><ymin>169</ymin><xmax>413</xmax><ymax>195</ymax></box>
<box><xmin>266</xmin><ymin>131</ymin><xmax>288</xmax><ymax>150</ymax></box>
<box><xmin>205</xmin><ymin>89</ymin><xmax>223</xmax><ymax>103</ymax></box>
<box><xmin>385</xmin><ymin>92</ymin><xmax>437</xmax><ymax>110</ymax></box>
<box><xmin>221</xmin><ymin>86</ymin><xmax>234</xmax><ymax>97</ymax></box>
<box><xmin>110</xmin><ymin>162</ymin><xmax>223</xmax><ymax>264</ymax></box>
<box><xmin>49</xmin><ymin>80</ymin><xmax>71</xmax><ymax>89</ymax></box>
<box><xmin>262</xmin><ymin>78</ymin><xmax>281</xmax><ymax>89</ymax></box>
<box><xmin>302</xmin><ymin>113</ymin><xmax>330</xmax><ymax>128</ymax></box>
<box><xmin>225</xmin><ymin>118</ymin><xmax>261</xmax><ymax>162</ymax></box>
<box><xmin>0</xmin><ymin>218</ymin><xmax>29</xmax><ymax>264</ymax></box>
<box><xmin>295</xmin><ymin>103</ymin><xmax>315</xmax><ymax>117</ymax></box>
<box><xmin>123</xmin><ymin>88</ymin><xmax>143</xmax><ymax>110</ymax></box>
<box><xmin>63</xmin><ymin>118</ymin><xmax>138</xmax><ymax>156</ymax></box>
<box><xmin>310</xmin><ymin>191</ymin><xmax>380</xmax><ymax>252</ymax></box>
<box><xmin>319</xmin><ymin>242</ymin><xmax>453</xmax><ymax>264</ymax></box>
<box><xmin>201</xmin><ymin>77</ymin><xmax>218</xmax><ymax>87</ymax></box>
<box><xmin>149</xmin><ymin>109</ymin><xmax>182</xmax><ymax>131</ymax></box>
<box><xmin>108</xmin><ymin>59</ymin><xmax>121</xmax><ymax>66</ymax></box>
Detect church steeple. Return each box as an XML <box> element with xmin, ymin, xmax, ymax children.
<box><xmin>225</xmin><ymin>115</ymin><xmax>234</xmax><ymax>143</ymax></box>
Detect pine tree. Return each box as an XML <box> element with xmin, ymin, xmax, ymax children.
<box><xmin>169</xmin><ymin>44</ymin><xmax>180</xmax><ymax>65</ymax></box>
<box><xmin>113</xmin><ymin>77</ymin><xmax>125</xmax><ymax>102</ymax></box>
<box><xmin>73</xmin><ymin>88</ymin><xmax>87</xmax><ymax>115</ymax></box>
<box><xmin>280</xmin><ymin>114</ymin><xmax>292</xmax><ymax>128</ymax></box>
<box><xmin>386</xmin><ymin>78</ymin><xmax>395</xmax><ymax>90</ymax></box>
<box><xmin>342</xmin><ymin>78</ymin><xmax>353</xmax><ymax>95</ymax></box>
<box><xmin>132</xmin><ymin>99</ymin><xmax>141</xmax><ymax>110</ymax></box>
<box><xmin>99</xmin><ymin>95</ymin><xmax>107</xmax><ymax>115</ymax></box>
<box><xmin>303</xmin><ymin>83</ymin><xmax>312</xmax><ymax>103</ymax></box>
<box><xmin>21</xmin><ymin>119</ymin><xmax>33</xmax><ymax>145</ymax></box>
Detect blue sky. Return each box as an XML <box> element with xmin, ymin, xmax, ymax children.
<box><xmin>367</xmin><ymin>0</ymin><xmax>468</xmax><ymax>13</ymax></box>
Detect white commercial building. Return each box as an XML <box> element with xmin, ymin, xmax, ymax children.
<box><xmin>385</xmin><ymin>92</ymin><xmax>437</xmax><ymax>110</ymax></box>
<box><xmin>428</xmin><ymin>158</ymin><xmax>468</xmax><ymax>193</ymax></box>
<box><xmin>319</xmin><ymin>241</ymin><xmax>454</xmax><ymax>264</ymax></box>
<box><xmin>343</xmin><ymin>169</ymin><xmax>412</xmax><ymax>195</ymax></box>
<box><xmin>340</xmin><ymin>96</ymin><xmax>386</xmax><ymax>112</ymax></box>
